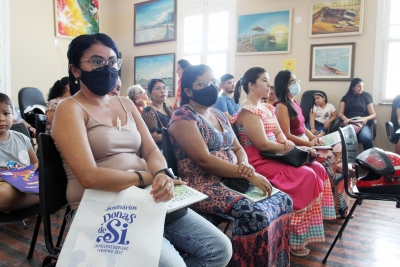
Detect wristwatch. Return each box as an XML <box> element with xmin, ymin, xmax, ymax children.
<box><xmin>155</xmin><ymin>168</ymin><xmax>175</xmax><ymax>179</ymax></box>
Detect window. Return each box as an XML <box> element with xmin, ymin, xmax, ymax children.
<box><xmin>376</xmin><ymin>0</ymin><xmax>400</xmax><ymax>101</ymax></box>
<box><xmin>178</xmin><ymin>0</ymin><xmax>235</xmax><ymax>78</ymax></box>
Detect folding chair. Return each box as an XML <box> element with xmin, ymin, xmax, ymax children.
<box><xmin>161</xmin><ymin>128</ymin><xmax>231</xmax><ymax>234</ymax></box>
<box><xmin>27</xmin><ymin>133</ymin><xmax>70</xmax><ymax>266</ymax></box>
<box><xmin>323</xmin><ymin>126</ymin><xmax>400</xmax><ymax>263</ymax></box>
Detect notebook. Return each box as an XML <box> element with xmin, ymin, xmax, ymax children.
<box><xmin>0</xmin><ymin>164</ymin><xmax>39</xmax><ymax>194</ymax></box>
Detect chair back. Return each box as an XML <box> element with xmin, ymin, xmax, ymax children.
<box><xmin>339</xmin><ymin>126</ymin><xmax>358</xmax><ymax>198</ymax></box>
<box><xmin>37</xmin><ymin>133</ymin><xmax>68</xmax><ymax>216</ymax></box>
<box><xmin>300</xmin><ymin>90</ymin><xmax>322</xmax><ymax>124</ymax></box>
<box><xmin>10</xmin><ymin>122</ymin><xmax>34</xmax><ymax>147</ymax></box>
<box><xmin>386</xmin><ymin>94</ymin><xmax>400</xmax><ymax>143</ymax></box>
<box><xmin>18</xmin><ymin>87</ymin><xmax>46</xmax><ymax>124</ymax></box>
<box><xmin>35</xmin><ymin>114</ymin><xmax>47</xmax><ymax>136</ymax></box>
<box><xmin>161</xmin><ymin>128</ymin><xmax>178</xmax><ymax>175</ymax></box>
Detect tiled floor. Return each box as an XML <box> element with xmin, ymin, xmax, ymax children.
<box><xmin>1</xmin><ymin>198</ymin><xmax>399</xmax><ymax>267</ymax></box>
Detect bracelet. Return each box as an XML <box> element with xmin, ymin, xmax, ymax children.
<box><xmin>155</xmin><ymin>168</ymin><xmax>174</xmax><ymax>179</ymax></box>
<box><xmin>134</xmin><ymin>171</ymin><xmax>145</xmax><ymax>188</ymax></box>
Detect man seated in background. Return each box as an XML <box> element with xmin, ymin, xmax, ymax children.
<box><xmin>214</xmin><ymin>73</ymin><xmax>239</xmax><ymax>120</ymax></box>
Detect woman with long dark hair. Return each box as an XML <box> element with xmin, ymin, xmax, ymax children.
<box><xmin>172</xmin><ymin>59</ymin><xmax>191</xmax><ymax>109</ymax></box>
<box><xmin>232</xmin><ymin>67</ymin><xmax>335</xmax><ymax>257</ymax></box>
<box><xmin>142</xmin><ymin>78</ymin><xmax>173</xmax><ymax>150</ymax></box>
<box><xmin>338</xmin><ymin>78</ymin><xmax>376</xmax><ymax>150</ymax></box>
<box><xmin>168</xmin><ymin>64</ymin><xmax>293</xmax><ymax>266</ymax></box>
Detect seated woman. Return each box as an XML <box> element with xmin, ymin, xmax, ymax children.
<box><xmin>45</xmin><ymin>77</ymin><xmax>71</xmax><ymax>134</ymax></box>
<box><xmin>232</xmin><ymin>67</ymin><xmax>335</xmax><ymax>257</ymax></box>
<box><xmin>274</xmin><ymin>70</ymin><xmax>348</xmax><ymax>218</ymax></box>
<box><xmin>168</xmin><ymin>64</ymin><xmax>293</xmax><ymax>266</ymax></box>
<box><xmin>172</xmin><ymin>59</ymin><xmax>191</xmax><ymax>109</ymax></box>
<box><xmin>396</xmin><ymin>102</ymin><xmax>400</xmax><ymax>155</ymax></box>
<box><xmin>127</xmin><ymin>84</ymin><xmax>149</xmax><ymax>115</ymax></box>
<box><xmin>142</xmin><ymin>79</ymin><xmax>173</xmax><ymax>150</ymax></box>
<box><xmin>338</xmin><ymin>78</ymin><xmax>377</xmax><ymax>150</ymax></box>
<box><xmin>52</xmin><ymin>33</ymin><xmax>232</xmax><ymax>267</ymax></box>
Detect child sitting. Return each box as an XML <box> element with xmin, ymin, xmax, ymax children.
<box><xmin>0</xmin><ymin>93</ymin><xmax>39</xmax><ymax>212</ymax></box>
<box><xmin>306</xmin><ymin>91</ymin><xmax>337</xmax><ymax>137</ymax></box>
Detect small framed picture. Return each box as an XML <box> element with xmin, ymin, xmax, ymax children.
<box><xmin>54</xmin><ymin>0</ymin><xmax>99</xmax><ymax>38</ymax></box>
<box><xmin>134</xmin><ymin>0</ymin><xmax>176</xmax><ymax>46</ymax></box>
<box><xmin>134</xmin><ymin>53</ymin><xmax>176</xmax><ymax>97</ymax></box>
<box><xmin>309</xmin><ymin>43</ymin><xmax>355</xmax><ymax>81</ymax></box>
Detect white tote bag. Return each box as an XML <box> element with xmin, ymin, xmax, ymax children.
<box><xmin>57</xmin><ymin>186</ymin><xmax>168</xmax><ymax>267</ymax></box>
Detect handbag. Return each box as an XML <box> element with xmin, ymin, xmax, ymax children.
<box><xmin>221</xmin><ymin>178</ymin><xmax>250</xmax><ymax>193</ymax></box>
<box><xmin>259</xmin><ymin>147</ymin><xmax>316</xmax><ymax>167</ymax></box>
<box><xmin>57</xmin><ymin>186</ymin><xmax>168</xmax><ymax>267</ymax></box>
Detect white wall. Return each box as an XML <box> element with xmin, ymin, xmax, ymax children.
<box><xmin>8</xmin><ymin>0</ymin><xmax>394</xmax><ymax>152</ymax></box>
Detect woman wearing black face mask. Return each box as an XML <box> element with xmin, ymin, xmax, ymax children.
<box><xmin>52</xmin><ymin>34</ymin><xmax>232</xmax><ymax>267</ymax></box>
<box><xmin>168</xmin><ymin>64</ymin><xmax>293</xmax><ymax>266</ymax></box>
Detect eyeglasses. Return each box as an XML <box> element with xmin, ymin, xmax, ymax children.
<box><xmin>289</xmin><ymin>78</ymin><xmax>300</xmax><ymax>85</ymax></box>
<box><xmin>194</xmin><ymin>79</ymin><xmax>221</xmax><ymax>89</ymax></box>
<box><xmin>80</xmin><ymin>56</ymin><xmax>123</xmax><ymax>71</ymax></box>
<box><xmin>154</xmin><ymin>86</ymin><xmax>170</xmax><ymax>91</ymax></box>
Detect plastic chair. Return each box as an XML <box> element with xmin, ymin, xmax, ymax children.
<box><xmin>18</xmin><ymin>87</ymin><xmax>46</xmax><ymax>126</ymax></box>
<box><xmin>161</xmin><ymin>128</ymin><xmax>231</xmax><ymax>234</ymax></box>
<box><xmin>27</xmin><ymin>133</ymin><xmax>70</xmax><ymax>265</ymax></box>
<box><xmin>385</xmin><ymin>94</ymin><xmax>400</xmax><ymax>144</ymax></box>
<box><xmin>35</xmin><ymin>114</ymin><xmax>47</xmax><ymax>136</ymax></box>
<box><xmin>322</xmin><ymin>126</ymin><xmax>400</xmax><ymax>263</ymax></box>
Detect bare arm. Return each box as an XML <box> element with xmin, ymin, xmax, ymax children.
<box><xmin>52</xmin><ymin>98</ymin><xmax>153</xmax><ymax>192</ymax></box>
<box><xmin>309</xmin><ymin>111</ymin><xmax>317</xmax><ymax>134</ymax></box>
<box><xmin>28</xmin><ymin>144</ymin><xmax>38</xmax><ymax>171</ymax></box>
<box><xmin>239</xmin><ymin>109</ymin><xmax>286</xmax><ymax>154</ymax></box>
<box><xmin>364</xmin><ymin>103</ymin><xmax>377</xmax><ymax>122</ymax></box>
<box><xmin>275</xmin><ymin>103</ymin><xmax>315</xmax><ymax>147</ymax></box>
<box><xmin>397</xmin><ymin>108</ymin><xmax>400</xmax><ymax>126</ymax></box>
<box><xmin>338</xmin><ymin>101</ymin><xmax>348</xmax><ymax>125</ymax></box>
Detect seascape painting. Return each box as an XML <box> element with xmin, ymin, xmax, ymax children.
<box><xmin>55</xmin><ymin>0</ymin><xmax>99</xmax><ymax>38</ymax></box>
<box><xmin>236</xmin><ymin>9</ymin><xmax>292</xmax><ymax>55</ymax></box>
<box><xmin>310</xmin><ymin>0</ymin><xmax>364</xmax><ymax>37</ymax></box>
<box><xmin>134</xmin><ymin>0</ymin><xmax>176</xmax><ymax>46</ymax></box>
<box><xmin>310</xmin><ymin>43</ymin><xmax>355</xmax><ymax>81</ymax></box>
<box><xmin>134</xmin><ymin>53</ymin><xmax>175</xmax><ymax>97</ymax></box>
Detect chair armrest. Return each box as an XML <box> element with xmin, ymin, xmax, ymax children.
<box><xmin>328</xmin><ymin>118</ymin><xmax>340</xmax><ymax>134</ymax></box>
<box><xmin>371</xmin><ymin>119</ymin><xmax>377</xmax><ymax>140</ymax></box>
<box><xmin>386</xmin><ymin>121</ymin><xmax>395</xmax><ymax>143</ymax></box>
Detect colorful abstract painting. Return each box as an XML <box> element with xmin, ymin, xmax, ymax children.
<box><xmin>236</xmin><ymin>9</ymin><xmax>292</xmax><ymax>55</ymax></box>
<box><xmin>55</xmin><ymin>0</ymin><xmax>99</xmax><ymax>38</ymax></box>
<box><xmin>134</xmin><ymin>53</ymin><xmax>175</xmax><ymax>97</ymax></box>
<box><xmin>134</xmin><ymin>0</ymin><xmax>176</xmax><ymax>46</ymax></box>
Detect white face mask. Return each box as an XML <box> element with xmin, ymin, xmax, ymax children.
<box><xmin>288</xmin><ymin>82</ymin><xmax>301</xmax><ymax>97</ymax></box>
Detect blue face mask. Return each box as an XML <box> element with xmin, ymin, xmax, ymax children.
<box><xmin>288</xmin><ymin>82</ymin><xmax>301</xmax><ymax>97</ymax></box>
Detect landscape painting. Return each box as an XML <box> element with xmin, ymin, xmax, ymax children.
<box><xmin>236</xmin><ymin>9</ymin><xmax>292</xmax><ymax>55</ymax></box>
<box><xmin>134</xmin><ymin>53</ymin><xmax>175</xmax><ymax>97</ymax></box>
<box><xmin>310</xmin><ymin>43</ymin><xmax>355</xmax><ymax>81</ymax></box>
<box><xmin>134</xmin><ymin>0</ymin><xmax>176</xmax><ymax>46</ymax></box>
<box><xmin>55</xmin><ymin>0</ymin><xmax>99</xmax><ymax>38</ymax></box>
<box><xmin>309</xmin><ymin>0</ymin><xmax>364</xmax><ymax>37</ymax></box>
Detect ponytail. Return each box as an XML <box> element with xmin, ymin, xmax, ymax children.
<box><xmin>234</xmin><ymin>79</ymin><xmax>242</xmax><ymax>104</ymax></box>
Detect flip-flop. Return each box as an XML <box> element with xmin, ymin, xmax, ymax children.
<box><xmin>290</xmin><ymin>248</ymin><xmax>310</xmax><ymax>257</ymax></box>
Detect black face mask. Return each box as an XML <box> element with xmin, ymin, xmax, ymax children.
<box><xmin>191</xmin><ymin>84</ymin><xmax>218</xmax><ymax>107</ymax></box>
<box><xmin>79</xmin><ymin>66</ymin><xmax>119</xmax><ymax>96</ymax></box>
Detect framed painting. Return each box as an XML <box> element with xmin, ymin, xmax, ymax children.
<box><xmin>54</xmin><ymin>0</ymin><xmax>99</xmax><ymax>38</ymax></box>
<box><xmin>134</xmin><ymin>53</ymin><xmax>175</xmax><ymax>97</ymax></box>
<box><xmin>309</xmin><ymin>0</ymin><xmax>364</xmax><ymax>37</ymax></box>
<box><xmin>134</xmin><ymin>0</ymin><xmax>176</xmax><ymax>46</ymax></box>
<box><xmin>309</xmin><ymin>43</ymin><xmax>355</xmax><ymax>81</ymax></box>
<box><xmin>236</xmin><ymin>9</ymin><xmax>292</xmax><ymax>55</ymax></box>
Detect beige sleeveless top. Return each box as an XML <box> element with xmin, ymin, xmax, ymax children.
<box><xmin>61</xmin><ymin>97</ymin><xmax>145</xmax><ymax>210</ymax></box>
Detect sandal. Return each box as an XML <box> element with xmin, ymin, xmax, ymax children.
<box><xmin>290</xmin><ymin>248</ymin><xmax>310</xmax><ymax>257</ymax></box>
